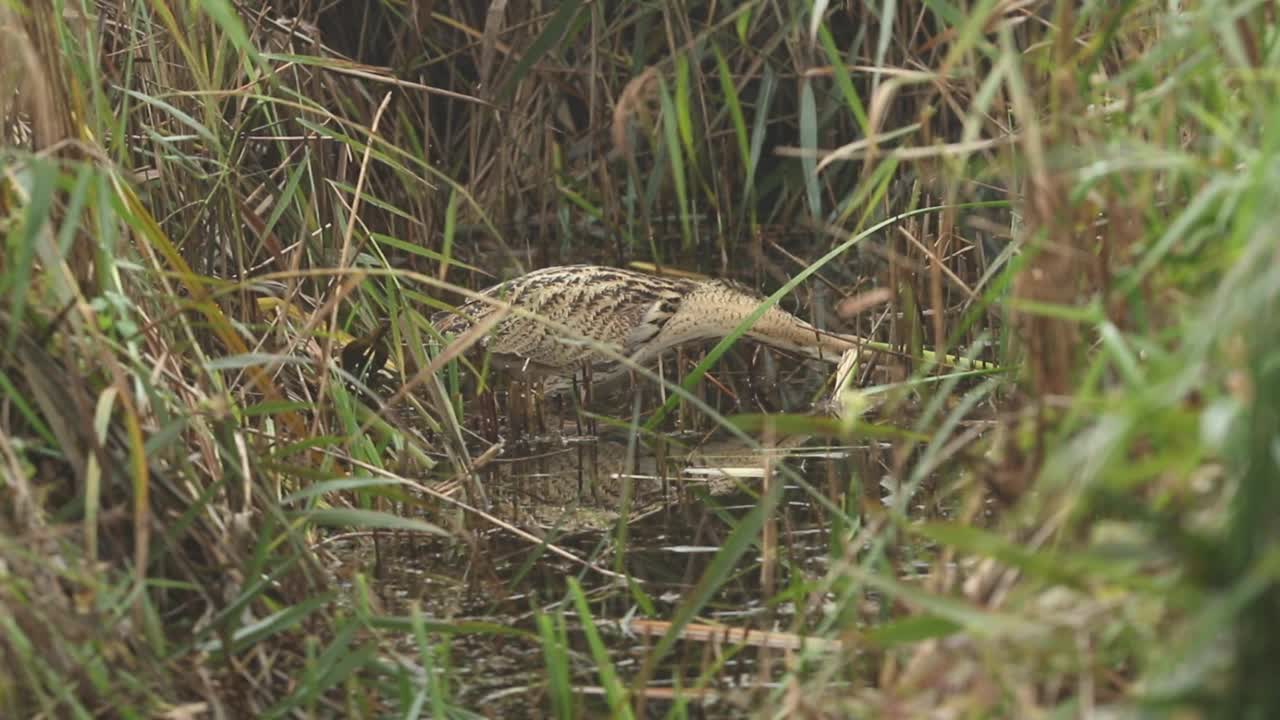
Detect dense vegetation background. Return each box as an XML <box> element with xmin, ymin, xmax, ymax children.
<box><xmin>2</xmin><ymin>0</ymin><xmax>1279</xmax><ymax>717</ymax></box>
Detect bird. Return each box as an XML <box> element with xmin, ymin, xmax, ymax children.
<box><xmin>341</xmin><ymin>264</ymin><xmax>883</xmax><ymax>391</ymax></box>
<box><xmin>416</xmin><ymin>263</ymin><xmax>876</xmax><ymax>394</ymax></box>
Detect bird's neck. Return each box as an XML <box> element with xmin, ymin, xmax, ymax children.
<box><xmin>654</xmin><ymin>281</ymin><xmax>856</xmax><ymax>362</ymax></box>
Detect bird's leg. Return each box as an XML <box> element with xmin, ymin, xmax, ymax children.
<box><xmin>587</xmin><ymin>424</ymin><xmax>600</xmax><ymax>504</ymax></box>
<box><xmin>569</xmin><ymin>375</ymin><xmax>582</xmax><ymax>437</ymax></box>
<box><xmin>508</xmin><ymin>377</ymin><xmax>530</xmax><ymax>450</ymax></box>
<box><xmin>676</xmin><ymin>347</ymin><xmax>689</xmax><ymax>431</ymax></box>
<box><xmin>582</xmin><ymin>361</ymin><xmax>597</xmax><ymax>439</ymax></box>
<box><xmin>534</xmin><ymin>376</ymin><xmax>547</xmax><ymax>439</ymax></box>
<box><xmin>656</xmin><ymin>354</ymin><xmax>667</xmax><ymax>409</ymax></box>
<box><xmin>481</xmin><ymin>382</ymin><xmax>500</xmax><ymax>448</ymax></box>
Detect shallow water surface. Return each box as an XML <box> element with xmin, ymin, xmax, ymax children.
<box><xmin>329</xmin><ymin>430</ymin><xmax>916</xmax><ymax>717</ymax></box>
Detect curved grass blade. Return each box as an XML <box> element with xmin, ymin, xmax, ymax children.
<box><xmin>297</xmin><ymin>508</ymin><xmax>449</xmax><ymax>537</ymax></box>
<box><xmin>496</xmin><ymin>0</ymin><xmax>586</xmax><ymax>102</ymax></box>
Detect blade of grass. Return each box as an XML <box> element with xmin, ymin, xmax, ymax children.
<box><xmin>567</xmin><ymin>577</ymin><xmax>634</xmax><ymax>720</ymax></box>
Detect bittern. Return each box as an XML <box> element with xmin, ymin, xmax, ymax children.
<box><xmin>342</xmin><ymin>264</ymin><xmax>932</xmax><ymax>393</ymax></box>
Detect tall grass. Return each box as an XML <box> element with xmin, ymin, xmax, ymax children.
<box><xmin>1</xmin><ymin>0</ymin><xmax>1277</xmax><ymax>717</ymax></box>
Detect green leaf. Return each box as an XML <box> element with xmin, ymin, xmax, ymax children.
<box><xmin>371</xmin><ymin>233</ymin><xmax>481</xmax><ymax>271</ymax></box>
<box><xmin>297</xmin><ymin>508</ymin><xmax>449</xmax><ymax>536</ymax></box>
<box><xmin>817</xmin><ymin>25</ymin><xmax>869</xmax><ymax>134</ymax></box>
<box><xmin>200</xmin><ymin>592</ymin><xmax>334</xmax><ymax>654</ymax></box>
<box><xmin>205</xmin><ymin>352</ymin><xmax>309</xmax><ymax>371</ymax></box>
<box><xmin>568</xmin><ymin>578</ymin><xmax>634</xmax><ymax>720</ymax></box>
<box><xmin>658</xmin><ymin>78</ymin><xmax>693</xmax><ymax>249</ymax></box>
<box><xmin>537</xmin><ymin>611</ymin><xmax>574</xmax><ymax>720</ymax></box>
<box><xmin>675</xmin><ymin>54</ymin><xmax>695</xmax><ymax>157</ymax></box>
<box><xmin>282</xmin><ymin>476</ymin><xmax>410</xmax><ymax>505</ymax></box>
<box><xmin>866</xmin><ymin>614</ymin><xmax>962</xmax><ymax>647</ymax></box>
<box><xmin>496</xmin><ymin>0</ymin><xmax>586</xmax><ymax>102</ymax></box>
<box><xmin>194</xmin><ymin>0</ymin><xmax>260</xmax><ymax>62</ymax></box>
<box><xmin>713</xmin><ymin>44</ymin><xmax>750</xmax><ymax>168</ymax></box>
<box><xmin>799</xmin><ymin>78</ymin><xmax>821</xmax><ymax>221</ymax></box>
<box><xmin>7</xmin><ymin>158</ymin><xmax>56</xmax><ymax>350</ymax></box>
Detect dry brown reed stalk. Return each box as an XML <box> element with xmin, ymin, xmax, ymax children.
<box><xmin>625</xmin><ymin>618</ymin><xmax>844</xmax><ymax>653</ymax></box>
<box><xmin>1</xmin><ymin>6</ymin><xmax>98</xmax><ymax>291</ymax></box>
<box><xmin>1007</xmin><ymin>5</ymin><xmax>1089</xmax><ymax>402</ymax></box>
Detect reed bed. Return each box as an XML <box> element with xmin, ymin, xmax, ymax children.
<box><xmin>1</xmin><ymin>1</ymin><xmax>1276</xmax><ymax>717</ymax></box>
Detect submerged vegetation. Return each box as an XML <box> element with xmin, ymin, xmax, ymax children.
<box><xmin>2</xmin><ymin>0</ymin><xmax>1279</xmax><ymax>717</ymax></box>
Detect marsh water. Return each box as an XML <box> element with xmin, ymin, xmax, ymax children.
<box><xmin>326</xmin><ymin>349</ymin><xmax>960</xmax><ymax>718</ymax></box>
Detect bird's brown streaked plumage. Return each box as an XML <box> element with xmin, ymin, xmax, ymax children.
<box><xmin>426</xmin><ymin>264</ymin><xmax>866</xmax><ymax>391</ymax></box>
